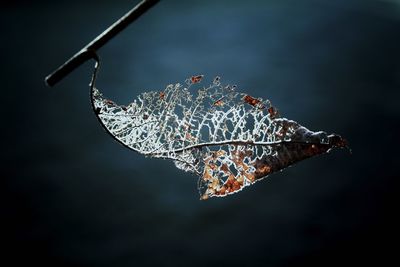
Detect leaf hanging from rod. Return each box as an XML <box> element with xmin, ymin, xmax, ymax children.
<box><xmin>91</xmin><ymin>72</ymin><xmax>348</xmax><ymax>200</ymax></box>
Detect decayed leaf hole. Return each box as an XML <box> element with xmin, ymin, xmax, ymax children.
<box><xmin>90</xmin><ymin>72</ymin><xmax>348</xmax><ymax>200</ymax></box>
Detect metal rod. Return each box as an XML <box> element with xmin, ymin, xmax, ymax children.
<box><xmin>45</xmin><ymin>0</ymin><xmax>160</xmax><ymax>87</ymax></box>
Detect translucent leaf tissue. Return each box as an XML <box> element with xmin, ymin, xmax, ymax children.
<box><xmin>91</xmin><ymin>74</ymin><xmax>348</xmax><ymax>200</ymax></box>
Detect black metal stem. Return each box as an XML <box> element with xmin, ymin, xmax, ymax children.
<box><xmin>45</xmin><ymin>0</ymin><xmax>160</xmax><ymax>87</ymax></box>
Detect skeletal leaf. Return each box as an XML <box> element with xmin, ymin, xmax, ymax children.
<box><xmin>90</xmin><ymin>75</ymin><xmax>347</xmax><ymax>199</ymax></box>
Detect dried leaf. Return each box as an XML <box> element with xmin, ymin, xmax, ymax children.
<box><xmin>90</xmin><ymin>75</ymin><xmax>347</xmax><ymax>199</ymax></box>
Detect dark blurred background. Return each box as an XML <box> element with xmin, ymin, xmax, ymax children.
<box><xmin>2</xmin><ymin>0</ymin><xmax>400</xmax><ymax>266</ymax></box>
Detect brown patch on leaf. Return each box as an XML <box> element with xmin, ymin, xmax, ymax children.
<box><xmin>213</xmin><ymin>150</ymin><xmax>226</xmax><ymax>159</ymax></box>
<box><xmin>243</xmin><ymin>95</ymin><xmax>265</xmax><ymax>109</ymax></box>
<box><xmin>191</xmin><ymin>75</ymin><xmax>204</xmax><ymax>84</ymax></box>
<box><xmin>230</xmin><ymin>147</ymin><xmax>255</xmax><ymax>182</ymax></box>
<box><xmin>213</xmin><ymin>97</ymin><xmax>225</xmax><ymax>107</ymax></box>
<box><xmin>201</xmin><ymin>148</ymin><xmax>252</xmax><ymax>199</ymax></box>
<box><xmin>200</xmin><ymin>155</ymin><xmax>223</xmax><ymax>199</ymax></box>
<box><xmin>254</xmin><ymin>160</ymin><xmax>272</xmax><ymax>180</ymax></box>
<box><xmin>275</xmin><ymin>124</ymin><xmax>289</xmax><ymax>139</ymax></box>
<box><xmin>268</xmin><ymin>106</ymin><xmax>278</xmax><ymax>119</ymax></box>
<box><xmin>104</xmin><ymin>99</ymin><xmax>115</xmax><ymax>106</ymax></box>
<box><xmin>220</xmin><ymin>163</ymin><xmax>229</xmax><ymax>173</ymax></box>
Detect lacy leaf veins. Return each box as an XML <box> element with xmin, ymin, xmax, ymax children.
<box><xmin>91</xmin><ymin>74</ymin><xmax>348</xmax><ymax>200</ymax></box>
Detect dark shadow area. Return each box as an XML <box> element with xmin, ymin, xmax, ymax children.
<box><xmin>3</xmin><ymin>0</ymin><xmax>399</xmax><ymax>266</ymax></box>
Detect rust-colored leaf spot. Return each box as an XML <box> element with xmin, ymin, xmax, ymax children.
<box><xmin>220</xmin><ymin>163</ymin><xmax>230</xmax><ymax>173</ymax></box>
<box><xmin>243</xmin><ymin>95</ymin><xmax>265</xmax><ymax>109</ymax></box>
<box><xmin>213</xmin><ymin>97</ymin><xmax>224</xmax><ymax>107</ymax></box>
<box><xmin>191</xmin><ymin>75</ymin><xmax>204</xmax><ymax>84</ymax></box>
<box><xmin>254</xmin><ymin>161</ymin><xmax>271</xmax><ymax>180</ymax></box>
<box><xmin>268</xmin><ymin>106</ymin><xmax>278</xmax><ymax>119</ymax></box>
<box><xmin>104</xmin><ymin>99</ymin><xmax>115</xmax><ymax>106</ymax></box>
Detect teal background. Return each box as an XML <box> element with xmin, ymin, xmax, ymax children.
<box><xmin>3</xmin><ymin>0</ymin><xmax>400</xmax><ymax>266</ymax></box>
